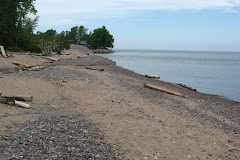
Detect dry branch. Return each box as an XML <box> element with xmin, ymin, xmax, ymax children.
<box><xmin>2</xmin><ymin>96</ymin><xmax>33</xmax><ymax>102</ymax></box>
<box><xmin>179</xmin><ymin>84</ymin><xmax>197</xmax><ymax>91</ymax></box>
<box><xmin>0</xmin><ymin>46</ymin><xmax>7</xmax><ymax>58</ymax></box>
<box><xmin>41</xmin><ymin>56</ymin><xmax>60</xmax><ymax>61</ymax></box>
<box><xmin>86</xmin><ymin>66</ymin><xmax>104</xmax><ymax>71</ymax></box>
<box><xmin>0</xmin><ymin>96</ymin><xmax>31</xmax><ymax>108</ymax></box>
<box><xmin>145</xmin><ymin>74</ymin><xmax>160</xmax><ymax>79</ymax></box>
<box><xmin>12</xmin><ymin>61</ymin><xmax>31</xmax><ymax>68</ymax></box>
<box><xmin>144</xmin><ymin>84</ymin><xmax>185</xmax><ymax>98</ymax></box>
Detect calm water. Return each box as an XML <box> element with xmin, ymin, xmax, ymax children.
<box><xmin>96</xmin><ymin>50</ymin><xmax>240</xmax><ymax>102</ymax></box>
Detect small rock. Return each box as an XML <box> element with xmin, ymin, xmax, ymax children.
<box><xmin>83</xmin><ymin>130</ymin><xmax>88</xmax><ymax>134</ymax></box>
<box><xmin>228</xmin><ymin>139</ymin><xmax>233</xmax><ymax>143</ymax></box>
<box><xmin>193</xmin><ymin>133</ymin><xmax>198</xmax><ymax>136</ymax></box>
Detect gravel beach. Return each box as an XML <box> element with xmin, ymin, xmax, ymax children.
<box><xmin>0</xmin><ymin>45</ymin><xmax>239</xmax><ymax>159</ymax></box>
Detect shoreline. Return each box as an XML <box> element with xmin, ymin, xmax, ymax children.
<box><xmin>1</xmin><ymin>45</ymin><xmax>239</xmax><ymax>159</ymax></box>
<box><xmin>95</xmin><ymin>50</ymin><xmax>240</xmax><ymax>103</ymax></box>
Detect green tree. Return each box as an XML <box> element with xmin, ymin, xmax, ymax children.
<box><xmin>78</xmin><ymin>25</ymin><xmax>88</xmax><ymax>44</ymax></box>
<box><xmin>0</xmin><ymin>0</ymin><xmax>38</xmax><ymax>50</ymax></box>
<box><xmin>53</xmin><ymin>32</ymin><xmax>70</xmax><ymax>55</ymax></box>
<box><xmin>67</xmin><ymin>26</ymin><xmax>79</xmax><ymax>44</ymax></box>
<box><xmin>45</xmin><ymin>29</ymin><xmax>57</xmax><ymax>37</ymax></box>
<box><xmin>37</xmin><ymin>32</ymin><xmax>53</xmax><ymax>55</ymax></box>
<box><xmin>89</xmin><ymin>26</ymin><xmax>114</xmax><ymax>49</ymax></box>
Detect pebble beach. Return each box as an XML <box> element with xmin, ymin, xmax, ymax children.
<box><xmin>0</xmin><ymin>45</ymin><xmax>239</xmax><ymax>159</ymax></box>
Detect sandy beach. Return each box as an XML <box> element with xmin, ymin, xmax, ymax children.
<box><xmin>0</xmin><ymin>45</ymin><xmax>239</xmax><ymax>159</ymax></box>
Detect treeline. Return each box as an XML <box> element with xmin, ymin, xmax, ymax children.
<box><xmin>0</xmin><ymin>0</ymin><xmax>114</xmax><ymax>54</ymax></box>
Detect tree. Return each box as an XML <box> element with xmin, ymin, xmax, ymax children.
<box><xmin>78</xmin><ymin>25</ymin><xmax>88</xmax><ymax>44</ymax></box>
<box><xmin>53</xmin><ymin>32</ymin><xmax>70</xmax><ymax>55</ymax></box>
<box><xmin>67</xmin><ymin>26</ymin><xmax>79</xmax><ymax>44</ymax></box>
<box><xmin>37</xmin><ymin>31</ymin><xmax>70</xmax><ymax>55</ymax></box>
<box><xmin>89</xmin><ymin>26</ymin><xmax>114</xmax><ymax>49</ymax></box>
<box><xmin>37</xmin><ymin>32</ymin><xmax>53</xmax><ymax>55</ymax></box>
<box><xmin>45</xmin><ymin>29</ymin><xmax>57</xmax><ymax>37</ymax></box>
<box><xmin>0</xmin><ymin>0</ymin><xmax>38</xmax><ymax>51</ymax></box>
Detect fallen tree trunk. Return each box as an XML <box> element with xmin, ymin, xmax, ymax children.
<box><xmin>12</xmin><ymin>61</ymin><xmax>31</xmax><ymax>68</ymax></box>
<box><xmin>77</xmin><ymin>55</ymin><xmax>86</xmax><ymax>58</ymax></box>
<box><xmin>0</xmin><ymin>46</ymin><xmax>7</xmax><ymax>58</ymax></box>
<box><xmin>86</xmin><ymin>66</ymin><xmax>104</xmax><ymax>71</ymax></box>
<box><xmin>0</xmin><ymin>96</ymin><xmax>30</xmax><ymax>108</ymax></box>
<box><xmin>2</xmin><ymin>96</ymin><xmax>33</xmax><ymax>102</ymax></box>
<box><xmin>41</xmin><ymin>56</ymin><xmax>60</xmax><ymax>61</ymax></box>
<box><xmin>29</xmin><ymin>66</ymin><xmax>45</xmax><ymax>71</ymax></box>
<box><xmin>179</xmin><ymin>84</ymin><xmax>197</xmax><ymax>91</ymax></box>
<box><xmin>145</xmin><ymin>74</ymin><xmax>160</xmax><ymax>79</ymax></box>
<box><xmin>144</xmin><ymin>84</ymin><xmax>185</xmax><ymax>98</ymax></box>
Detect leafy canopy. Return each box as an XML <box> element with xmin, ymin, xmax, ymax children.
<box><xmin>89</xmin><ymin>26</ymin><xmax>114</xmax><ymax>49</ymax></box>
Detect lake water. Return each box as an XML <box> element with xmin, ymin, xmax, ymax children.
<box><xmin>96</xmin><ymin>50</ymin><xmax>240</xmax><ymax>102</ymax></box>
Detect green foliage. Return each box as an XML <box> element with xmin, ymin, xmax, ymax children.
<box><xmin>66</xmin><ymin>25</ymin><xmax>89</xmax><ymax>44</ymax></box>
<box><xmin>53</xmin><ymin>32</ymin><xmax>70</xmax><ymax>55</ymax></box>
<box><xmin>0</xmin><ymin>0</ymin><xmax>39</xmax><ymax>52</ymax></box>
<box><xmin>46</xmin><ymin>29</ymin><xmax>57</xmax><ymax>37</ymax></box>
<box><xmin>37</xmin><ymin>32</ymin><xmax>53</xmax><ymax>55</ymax></box>
<box><xmin>37</xmin><ymin>31</ymin><xmax>70</xmax><ymax>55</ymax></box>
<box><xmin>67</xmin><ymin>26</ymin><xmax>79</xmax><ymax>44</ymax></box>
<box><xmin>89</xmin><ymin>26</ymin><xmax>114</xmax><ymax>49</ymax></box>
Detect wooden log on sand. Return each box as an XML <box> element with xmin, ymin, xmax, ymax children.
<box><xmin>41</xmin><ymin>56</ymin><xmax>60</xmax><ymax>61</ymax></box>
<box><xmin>179</xmin><ymin>84</ymin><xmax>197</xmax><ymax>91</ymax></box>
<box><xmin>29</xmin><ymin>66</ymin><xmax>45</xmax><ymax>71</ymax></box>
<box><xmin>145</xmin><ymin>74</ymin><xmax>160</xmax><ymax>79</ymax></box>
<box><xmin>12</xmin><ymin>61</ymin><xmax>31</xmax><ymax>68</ymax></box>
<box><xmin>144</xmin><ymin>84</ymin><xmax>185</xmax><ymax>98</ymax></box>
<box><xmin>0</xmin><ymin>97</ymin><xmax>30</xmax><ymax>108</ymax></box>
<box><xmin>0</xmin><ymin>46</ymin><xmax>7</xmax><ymax>58</ymax></box>
<box><xmin>86</xmin><ymin>66</ymin><xmax>104</xmax><ymax>71</ymax></box>
<box><xmin>2</xmin><ymin>96</ymin><xmax>33</xmax><ymax>102</ymax></box>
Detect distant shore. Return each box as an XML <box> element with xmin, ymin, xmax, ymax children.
<box><xmin>91</xmin><ymin>48</ymin><xmax>114</xmax><ymax>53</ymax></box>
<box><xmin>1</xmin><ymin>45</ymin><xmax>239</xmax><ymax>159</ymax></box>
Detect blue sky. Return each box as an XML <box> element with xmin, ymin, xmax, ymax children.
<box><xmin>35</xmin><ymin>0</ymin><xmax>240</xmax><ymax>51</ymax></box>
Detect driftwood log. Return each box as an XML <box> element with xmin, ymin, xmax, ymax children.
<box><xmin>0</xmin><ymin>46</ymin><xmax>7</xmax><ymax>58</ymax></box>
<box><xmin>0</xmin><ymin>96</ymin><xmax>30</xmax><ymax>108</ymax></box>
<box><xmin>2</xmin><ymin>96</ymin><xmax>33</xmax><ymax>102</ymax></box>
<box><xmin>86</xmin><ymin>66</ymin><xmax>104</xmax><ymax>71</ymax></box>
<box><xmin>179</xmin><ymin>84</ymin><xmax>197</xmax><ymax>91</ymax></box>
<box><xmin>77</xmin><ymin>55</ymin><xmax>86</xmax><ymax>58</ymax></box>
<box><xmin>41</xmin><ymin>56</ymin><xmax>60</xmax><ymax>61</ymax></box>
<box><xmin>145</xmin><ymin>74</ymin><xmax>160</xmax><ymax>79</ymax></box>
<box><xmin>12</xmin><ymin>61</ymin><xmax>31</xmax><ymax>68</ymax></box>
<box><xmin>144</xmin><ymin>84</ymin><xmax>185</xmax><ymax>98</ymax></box>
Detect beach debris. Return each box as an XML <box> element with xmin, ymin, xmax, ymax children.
<box><xmin>0</xmin><ymin>95</ymin><xmax>32</xmax><ymax>109</ymax></box>
<box><xmin>77</xmin><ymin>55</ymin><xmax>86</xmax><ymax>58</ymax></box>
<box><xmin>144</xmin><ymin>84</ymin><xmax>185</xmax><ymax>98</ymax></box>
<box><xmin>12</xmin><ymin>61</ymin><xmax>31</xmax><ymax>68</ymax></box>
<box><xmin>145</xmin><ymin>74</ymin><xmax>160</xmax><ymax>79</ymax></box>
<box><xmin>179</xmin><ymin>84</ymin><xmax>197</xmax><ymax>91</ymax></box>
<box><xmin>1</xmin><ymin>95</ymin><xmax>33</xmax><ymax>102</ymax></box>
<box><xmin>0</xmin><ymin>45</ymin><xmax>8</xmax><ymax>58</ymax></box>
<box><xmin>12</xmin><ymin>61</ymin><xmax>45</xmax><ymax>72</ymax></box>
<box><xmin>41</xmin><ymin>56</ymin><xmax>60</xmax><ymax>61</ymax></box>
<box><xmin>29</xmin><ymin>66</ymin><xmax>45</xmax><ymax>71</ymax></box>
<box><xmin>86</xmin><ymin>66</ymin><xmax>104</xmax><ymax>71</ymax></box>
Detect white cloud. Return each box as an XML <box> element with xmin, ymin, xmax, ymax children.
<box><xmin>35</xmin><ymin>0</ymin><xmax>240</xmax><ymax>26</ymax></box>
<box><xmin>36</xmin><ymin>0</ymin><xmax>240</xmax><ymax>14</ymax></box>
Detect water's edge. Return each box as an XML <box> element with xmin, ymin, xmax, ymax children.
<box><xmin>95</xmin><ymin>50</ymin><xmax>240</xmax><ymax>102</ymax></box>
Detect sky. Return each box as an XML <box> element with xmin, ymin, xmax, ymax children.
<box><xmin>34</xmin><ymin>0</ymin><xmax>240</xmax><ymax>51</ymax></box>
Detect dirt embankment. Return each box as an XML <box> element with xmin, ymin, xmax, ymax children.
<box><xmin>0</xmin><ymin>45</ymin><xmax>239</xmax><ymax>160</ymax></box>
